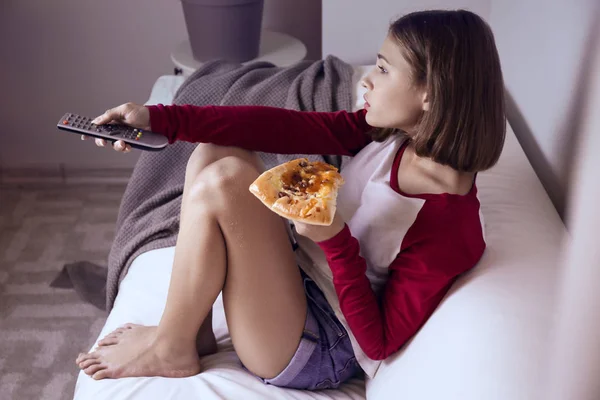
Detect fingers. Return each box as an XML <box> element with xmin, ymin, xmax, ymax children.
<box><xmin>114</xmin><ymin>140</ymin><xmax>132</xmax><ymax>152</ymax></box>
<box><xmin>91</xmin><ymin>106</ymin><xmax>123</xmax><ymax>125</ymax></box>
<box><xmin>82</xmin><ymin>102</ymin><xmax>136</xmax><ymax>152</ymax></box>
<box><xmin>81</xmin><ymin>135</ymin><xmax>131</xmax><ymax>152</ymax></box>
<box><xmin>87</xmin><ymin>137</ymin><xmax>130</xmax><ymax>152</ymax></box>
<box><xmin>92</xmin><ymin>102</ymin><xmax>140</xmax><ymax>126</ymax></box>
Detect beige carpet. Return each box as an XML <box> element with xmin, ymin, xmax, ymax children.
<box><xmin>0</xmin><ymin>182</ymin><xmax>127</xmax><ymax>400</ymax></box>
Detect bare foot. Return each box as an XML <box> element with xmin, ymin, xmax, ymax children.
<box><xmin>75</xmin><ymin>325</ymin><xmax>200</xmax><ymax>380</ymax></box>
<box><xmin>95</xmin><ymin>323</ymin><xmax>136</xmax><ymax>347</ymax></box>
<box><xmin>97</xmin><ymin>319</ymin><xmax>217</xmax><ymax>358</ymax></box>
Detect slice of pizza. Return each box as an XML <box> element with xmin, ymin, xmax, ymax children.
<box><xmin>249</xmin><ymin>158</ymin><xmax>345</xmax><ymax>226</ymax></box>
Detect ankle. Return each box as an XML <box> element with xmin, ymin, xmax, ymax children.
<box><xmin>152</xmin><ymin>332</ymin><xmax>196</xmax><ymax>356</ymax></box>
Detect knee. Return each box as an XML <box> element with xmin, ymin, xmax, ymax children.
<box><xmin>187</xmin><ymin>156</ymin><xmax>261</xmax><ymax>202</ymax></box>
<box><xmin>186</xmin><ymin>143</ymin><xmax>222</xmax><ymax>175</ymax></box>
<box><xmin>186</xmin><ymin>143</ymin><xmax>265</xmax><ymax>178</ymax></box>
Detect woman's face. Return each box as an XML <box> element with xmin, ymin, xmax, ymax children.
<box><xmin>361</xmin><ymin>35</ymin><xmax>429</xmax><ymax>133</ymax></box>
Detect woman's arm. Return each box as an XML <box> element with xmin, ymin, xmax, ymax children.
<box><xmin>147</xmin><ymin>104</ymin><xmax>373</xmax><ymax>156</ymax></box>
<box><xmin>316</xmin><ymin>204</ymin><xmax>486</xmax><ymax>360</ymax></box>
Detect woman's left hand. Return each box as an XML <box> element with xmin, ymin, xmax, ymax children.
<box><xmin>293</xmin><ymin>212</ymin><xmax>346</xmax><ymax>243</ymax></box>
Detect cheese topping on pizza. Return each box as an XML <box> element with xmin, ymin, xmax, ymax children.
<box><xmin>273</xmin><ymin>159</ymin><xmax>343</xmax><ymax>218</ymax></box>
<box><xmin>278</xmin><ymin>160</ymin><xmax>339</xmax><ymax>199</ymax></box>
<box><xmin>249</xmin><ymin>158</ymin><xmax>344</xmax><ymax>225</ymax></box>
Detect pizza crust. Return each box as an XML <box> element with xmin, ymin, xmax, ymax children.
<box><xmin>249</xmin><ymin>158</ymin><xmax>344</xmax><ymax>226</ymax></box>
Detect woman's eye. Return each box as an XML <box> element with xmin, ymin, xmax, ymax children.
<box><xmin>377</xmin><ymin>65</ymin><xmax>388</xmax><ymax>74</ymax></box>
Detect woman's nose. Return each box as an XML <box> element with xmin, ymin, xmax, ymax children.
<box><xmin>361</xmin><ymin>72</ymin><xmax>374</xmax><ymax>90</ymax></box>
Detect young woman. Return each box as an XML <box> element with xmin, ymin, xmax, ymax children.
<box><xmin>75</xmin><ymin>9</ymin><xmax>505</xmax><ymax>390</ymax></box>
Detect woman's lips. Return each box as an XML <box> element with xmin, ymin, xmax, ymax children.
<box><xmin>363</xmin><ymin>95</ymin><xmax>370</xmax><ymax>109</ymax></box>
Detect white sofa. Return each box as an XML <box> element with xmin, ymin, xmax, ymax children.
<box><xmin>74</xmin><ymin>66</ymin><xmax>567</xmax><ymax>400</ymax></box>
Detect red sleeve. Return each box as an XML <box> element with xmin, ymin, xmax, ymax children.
<box><xmin>146</xmin><ymin>104</ymin><xmax>373</xmax><ymax>156</ymax></box>
<box><xmin>317</xmin><ymin>199</ymin><xmax>485</xmax><ymax>360</ymax></box>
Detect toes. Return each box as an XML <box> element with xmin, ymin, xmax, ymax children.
<box><xmin>108</xmin><ymin>327</ymin><xmax>124</xmax><ymax>336</ymax></box>
<box><xmin>109</xmin><ymin>330</ymin><xmax>123</xmax><ymax>337</ymax></box>
<box><xmin>79</xmin><ymin>358</ymin><xmax>101</xmax><ymax>370</ymax></box>
<box><xmin>75</xmin><ymin>353</ymin><xmax>96</xmax><ymax>364</ymax></box>
<box><xmin>105</xmin><ymin>333</ymin><xmax>119</xmax><ymax>340</ymax></box>
<box><xmin>85</xmin><ymin>363</ymin><xmax>107</xmax><ymax>377</ymax></box>
<box><xmin>98</xmin><ymin>336</ymin><xmax>119</xmax><ymax>347</ymax></box>
<box><xmin>92</xmin><ymin>368</ymin><xmax>111</xmax><ymax>380</ymax></box>
<box><xmin>100</xmin><ymin>332</ymin><xmax>117</xmax><ymax>341</ymax></box>
<box><xmin>99</xmin><ymin>327</ymin><xmax>125</xmax><ymax>343</ymax></box>
<box><xmin>123</xmin><ymin>323</ymin><xmax>138</xmax><ymax>329</ymax></box>
<box><xmin>76</xmin><ymin>351</ymin><xmax>99</xmax><ymax>364</ymax></box>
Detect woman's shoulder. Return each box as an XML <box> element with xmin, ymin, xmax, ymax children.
<box><xmin>406</xmin><ymin>194</ymin><xmax>486</xmax><ymax>273</ymax></box>
<box><xmin>398</xmin><ymin>171</ymin><xmax>475</xmax><ymax>197</ymax></box>
<box><xmin>394</xmin><ymin>142</ymin><xmax>477</xmax><ymax>199</ymax></box>
<box><xmin>405</xmin><ymin>182</ymin><xmax>484</xmax><ymax>250</ymax></box>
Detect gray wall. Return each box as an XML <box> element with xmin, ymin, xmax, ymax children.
<box><xmin>0</xmin><ymin>0</ymin><xmax>321</xmax><ymax>178</ymax></box>
<box><xmin>323</xmin><ymin>0</ymin><xmax>491</xmax><ymax>64</ymax></box>
<box><xmin>264</xmin><ymin>0</ymin><xmax>321</xmax><ymax>61</ymax></box>
<box><xmin>489</xmin><ymin>0</ymin><xmax>598</xmax><ymax>218</ymax></box>
<box><xmin>323</xmin><ymin>0</ymin><xmax>599</xmax><ymax>218</ymax></box>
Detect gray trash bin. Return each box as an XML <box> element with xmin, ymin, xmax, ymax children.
<box><xmin>181</xmin><ymin>0</ymin><xmax>264</xmax><ymax>63</ymax></box>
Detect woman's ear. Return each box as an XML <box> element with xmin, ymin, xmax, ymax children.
<box><xmin>421</xmin><ymin>91</ymin><xmax>430</xmax><ymax>112</ymax></box>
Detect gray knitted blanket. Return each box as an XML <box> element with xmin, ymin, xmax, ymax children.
<box><xmin>53</xmin><ymin>56</ymin><xmax>355</xmax><ymax>311</ymax></box>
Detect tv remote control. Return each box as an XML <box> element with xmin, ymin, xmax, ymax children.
<box><xmin>57</xmin><ymin>113</ymin><xmax>168</xmax><ymax>151</ymax></box>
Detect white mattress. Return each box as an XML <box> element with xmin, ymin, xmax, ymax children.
<box><xmin>74</xmin><ymin>66</ymin><xmax>567</xmax><ymax>400</ymax></box>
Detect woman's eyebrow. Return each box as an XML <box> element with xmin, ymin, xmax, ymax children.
<box><xmin>377</xmin><ymin>53</ymin><xmax>391</xmax><ymax>64</ymax></box>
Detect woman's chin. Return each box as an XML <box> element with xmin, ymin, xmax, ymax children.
<box><xmin>364</xmin><ymin>111</ymin><xmax>374</xmax><ymax>125</ymax></box>
<box><xmin>365</xmin><ymin>112</ymin><xmax>381</xmax><ymax>128</ymax></box>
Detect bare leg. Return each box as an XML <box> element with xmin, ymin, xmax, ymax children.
<box><xmin>93</xmin><ymin>144</ymin><xmax>242</xmax><ymax>358</ymax></box>
<box><xmin>76</xmin><ymin>146</ymin><xmax>306</xmax><ymax>380</ymax></box>
<box><xmin>96</xmin><ymin>309</ymin><xmax>215</xmax><ymax>358</ymax></box>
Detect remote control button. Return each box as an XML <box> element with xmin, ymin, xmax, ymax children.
<box><xmin>63</xmin><ymin>120</ymin><xmax>69</xmax><ymax>124</ymax></box>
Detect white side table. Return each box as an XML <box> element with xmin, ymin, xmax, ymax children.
<box><xmin>171</xmin><ymin>30</ymin><xmax>307</xmax><ymax>76</ymax></box>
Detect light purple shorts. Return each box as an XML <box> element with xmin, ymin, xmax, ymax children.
<box><xmin>245</xmin><ymin>268</ymin><xmax>362</xmax><ymax>390</ymax></box>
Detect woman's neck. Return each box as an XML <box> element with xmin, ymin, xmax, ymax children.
<box><xmin>403</xmin><ymin>142</ymin><xmax>475</xmax><ymax>196</ymax></box>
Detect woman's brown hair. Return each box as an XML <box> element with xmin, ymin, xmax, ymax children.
<box><xmin>370</xmin><ymin>9</ymin><xmax>506</xmax><ymax>172</ymax></box>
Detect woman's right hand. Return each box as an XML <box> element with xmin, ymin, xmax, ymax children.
<box><xmin>81</xmin><ymin>102</ymin><xmax>151</xmax><ymax>152</ymax></box>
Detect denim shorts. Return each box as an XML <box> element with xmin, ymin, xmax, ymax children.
<box><xmin>246</xmin><ymin>268</ymin><xmax>362</xmax><ymax>390</ymax></box>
